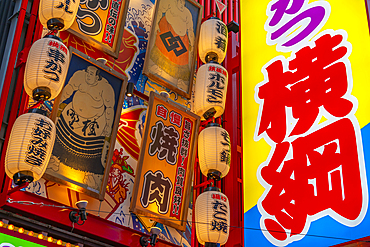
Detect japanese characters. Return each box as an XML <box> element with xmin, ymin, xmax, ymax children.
<box><xmin>51</xmin><ymin>65</ymin><xmax>115</xmax><ymax>187</ymax></box>
<box><xmin>24</xmin><ymin>37</ymin><xmax>69</xmax><ymax>101</ymax></box>
<box><xmin>198</xmin><ymin>17</ymin><xmax>228</xmax><ymax>64</ymax></box>
<box><xmin>56</xmin><ymin>0</ymin><xmax>76</xmax><ymax>14</ymax></box>
<box><xmin>255</xmin><ymin>27</ymin><xmax>368</xmax><ymax>245</ymax></box>
<box><xmin>207</xmin><ymin>66</ymin><xmax>227</xmax><ymax>105</ymax></box>
<box><xmin>149</xmin><ymin>121</ymin><xmax>180</xmax><ymax>165</ymax></box>
<box><xmin>66</xmin><ymin>0</ymin><xmax>129</xmax><ymax>58</ymax></box>
<box><xmin>5</xmin><ymin>112</ymin><xmax>56</xmax><ymax>183</ymax></box>
<box><xmin>43</xmin><ymin>41</ymin><xmax>67</xmax><ymax>83</ymax></box>
<box><xmin>214</xmin><ymin>20</ymin><xmax>227</xmax><ymax>53</ymax></box>
<box><xmin>77</xmin><ymin>0</ymin><xmax>109</xmax><ymax>36</ymax></box>
<box><xmin>141</xmin><ymin>170</ymin><xmax>173</xmax><ymax>214</ymax></box>
<box><xmin>194</xmin><ymin>189</ymin><xmax>230</xmax><ymax>245</ymax></box>
<box><xmin>265</xmin><ymin>0</ymin><xmax>330</xmax><ymax>52</ymax></box>
<box><xmin>130</xmin><ymin>92</ymin><xmax>200</xmax><ymax>231</ymax></box>
<box><xmin>211</xmin><ymin>193</ymin><xmax>228</xmax><ymax>234</ymax></box>
<box><xmin>103</xmin><ymin>0</ymin><xmax>123</xmax><ymax>46</ymax></box>
<box><xmin>194</xmin><ymin>62</ymin><xmax>229</xmax><ymax>120</ymax></box>
<box><xmin>170</xmin><ymin>119</ymin><xmax>193</xmax><ymax>219</ymax></box>
<box><xmin>45</xmin><ymin>49</ymin><xmax>127</xmax><ymax>199</ymax></box>
<box><xmin>25</xmin><ymin>118</ymin><xmax>54</xmax><ymax>168</ymax></box>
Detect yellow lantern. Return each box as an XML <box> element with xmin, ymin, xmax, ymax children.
<box><xmin>5</xmin><ymin>109</ymin><xmax>56</xmax><ymax>185</ymax></box>
<box><xmin>24</xmin><ymin>35</ymin><xmax>69</xmax><ymax>101</ymax></box>
<box><xmin>198</xmin><ymin>124</ymin><xmax>231</xmax><ymax>179</ymax></box>
<box><xmin>194</xmin><ymin>62</ymin><xmax>228</xmax><ymax>120</ymax></box>
<box><xmin>39</xmin><ymin>0</ymin><xmax>80</xmax><ymax>31</ymax></box>
<box><xmin>198</xmin><ymin>17</ymin><xmax>228</xmax><ymax>64</ymax></box>
<box><xmin>195</xmin><ymin>187</ymin><xmax>230</xmax><ymax>246</ymax></box>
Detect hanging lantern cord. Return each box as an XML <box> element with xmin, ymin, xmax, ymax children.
<box><xmin>26</xmin><ymin>100</ymin><xmax>44</xmax><ymax>112</ymax></box>
<box><xmin>193</xmin><ymin>179</ymin><xmax>214</xmax><ymax>190</ymax></box>
<box><xmin>7</xmin><ymin>182</ymin><xmax>30</xmax><ymax>195</ymax></box>
<box><xmin>200</xmin><ymin>117</ymin><xmax>216</xmax><ymax>128</ymax></box>
<box><xmin>45</xmin><ymin>29</ymin><xmax>58</xmax><ymax>37</ymax></box>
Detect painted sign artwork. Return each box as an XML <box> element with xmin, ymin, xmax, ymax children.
<box><xmin>241</xmin><ymin>0</ymin><xmax>370</xmax><ymax>246</ymax></box>
<box><xmin>143</xmin><ymin>0</ymin><xmax>202</xmax><ymax>99</ymax></box>
<box><xmin>130</xmin><ymin>92</ymin><xmax>200</xmax><ymax>231</ymax></box>
<box><xmin>67</xmin><ymin>0</ymin><xmax>130</xmax><ymax>58</ymax></box>
<box><xmin>44</xmin><ymin>48</ymin><xmax>127</xmax><ymax>200</ymax></box>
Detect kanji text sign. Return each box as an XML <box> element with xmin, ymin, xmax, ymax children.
<box><xmin>67</xmin><ymin>0</ymin><xmax>130</xmax><ymax>58</ymax></box>
<box><xmin>130</xmin><ymin>92</ymin><xmax>200</xmax><ymax>231</ymax></box>
<box><xmin>257</xmin><ymin>21</ymin><xmax>367</xmax><ymax>247</ymax></box>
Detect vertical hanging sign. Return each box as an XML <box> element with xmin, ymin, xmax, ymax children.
<box><xmin>170</xmin><ymin>117</ymin><xmax>193</xmax><ymax>219</ymax></box>
<box><xmin>67</xmin><ymin>0</ymin><xmax>130</xmax><ymax>58</ymax></box>
<box><xmin>130</xmin><ymin>92</ymin><xmax>200</xmax><ymax>231</ymax></box>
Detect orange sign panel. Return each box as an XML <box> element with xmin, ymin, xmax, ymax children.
<box><xmin>67</xmin><ymin>0</ymin><xmax>130</xmax><ymax>58</ymax></box>
<box><xmin>130</xmin><ymin>92</ymin><xmax>200</xmax><ymax>231</ymax></box>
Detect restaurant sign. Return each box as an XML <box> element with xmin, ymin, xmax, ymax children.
<box><xmin>130</xmin><ymin>92</ymin><xmax>200</xmax><ymax>231</ymax></box>
<box><xmin>67</xmin><ymin>0</ymin><xmax>130</xmax><ymax>58</ymax></box>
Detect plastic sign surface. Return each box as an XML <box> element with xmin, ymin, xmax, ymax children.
<box><xmin>0</xmin><ymin>233</ymin><xmax>45</xmax><ymax>247</ymax></box>
<box><xmin>241</xmin><ymin>0</ymin><xmax>370</xmax><ymax>246</ymax></box>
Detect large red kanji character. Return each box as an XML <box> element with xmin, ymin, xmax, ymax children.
<box><xmin>257</xmin><ymin>33</ymin><xmax>353</xmax><ymax>143</ymax></box>
<box><xmin>169</xmin><ymin>111</ymin><xmax>182</xmax><ymax>128</ymax></box>
<box><xmin>259</xmin><ymin>118</ymin><xmax>364</xmax><ymax>243</ymax></box>
<box><xmin>156</xmin><ymin>105</ymin><xmax>168</xmax><ymax>120</ymax></box>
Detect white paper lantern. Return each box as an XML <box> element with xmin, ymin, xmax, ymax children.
<box><xmin>5</xmin><ymin>110</ymin><xmax>56</xmax><ymax>184</ymax></box>
<box><xmin>195</xmin><ymin>187</ymin><xmax>230</xmax><ymax>246</ymax></box>
<box><xmin>39</xmin><ymin>0</ymin><xmax>80</xmax><ymax>31</ymax></box>
<box><xmin>194</xmin><ymin>62</ymin><xmax>228</xmax><ymax>120</ymax></box>
<box><xmin>198</xmin><ymin>124</ymin><xmax>231</xmax><ymax>179</ymax></box>
<box><xmin>198</xmin><ymin>17</ymin><xmax>228</xmax><ymax>64</ymax></box>
<box><xmin>24</xmin><ymin>35</ymin><xmax>69</xmax><ymax>101</ymax></box>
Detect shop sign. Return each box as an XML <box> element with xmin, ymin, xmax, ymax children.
<box><xmin>142</xmin><ymin>0</ymin><xmax>203</xmax><ymax>99</ymax></box>
<box><xmin>130</xmin><ymin>92</ymin><xmax>200</xmax><ymax>231</ymax></box>
<box><xmin>67</xmin><ymin>0</ymin><xmax>130</xmax><ymax>58</ymax></box>
<box><xmin>241</xmin><ymin>0</ymin><xmax>370</xmax><ymax>246</ymax></box>
<box><xmin>44</xmin><ymin>47</ymin><xmax>127</xmax><ymax>200</ymax></box>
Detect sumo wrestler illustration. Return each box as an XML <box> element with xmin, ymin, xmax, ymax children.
<box><xmin>46</xmin><ymin>52</ymin><xmax>127</xmax><ymax>196</ymax></box>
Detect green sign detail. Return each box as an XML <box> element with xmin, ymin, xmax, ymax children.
<box><xmin>0</xmin><ymin>232</ymin><xmax>46</xmax><ymax>247</ymax></box>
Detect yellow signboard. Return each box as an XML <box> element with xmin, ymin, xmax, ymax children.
<box><xmin>130</xmin><ymin>92</ymin><xmax>200</xmax><ymax>231</ymax></box>
<box><xmin>68</xmin><ymin>0</ymin><xmax>130</xmax><ymax>58</ymax></box>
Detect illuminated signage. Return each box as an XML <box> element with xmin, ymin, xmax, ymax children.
<box><xmin>67</xmin><ymin>0</ymin><xmax>130</xmax><ymax>58</ymax></box>
<box><xmin>241</xmin><ymin>0</ymin><xmax>370</xmax><ymax>246</ymax></box>
<box><xmin>130</xmin><ymin>92</ymin><xmax>200</xmax><ymax>231</ymax></box>
<box><xmin>44</xmin><ymin>48</ymin><xmax>127</xmax><ymax>200</ymax></box>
